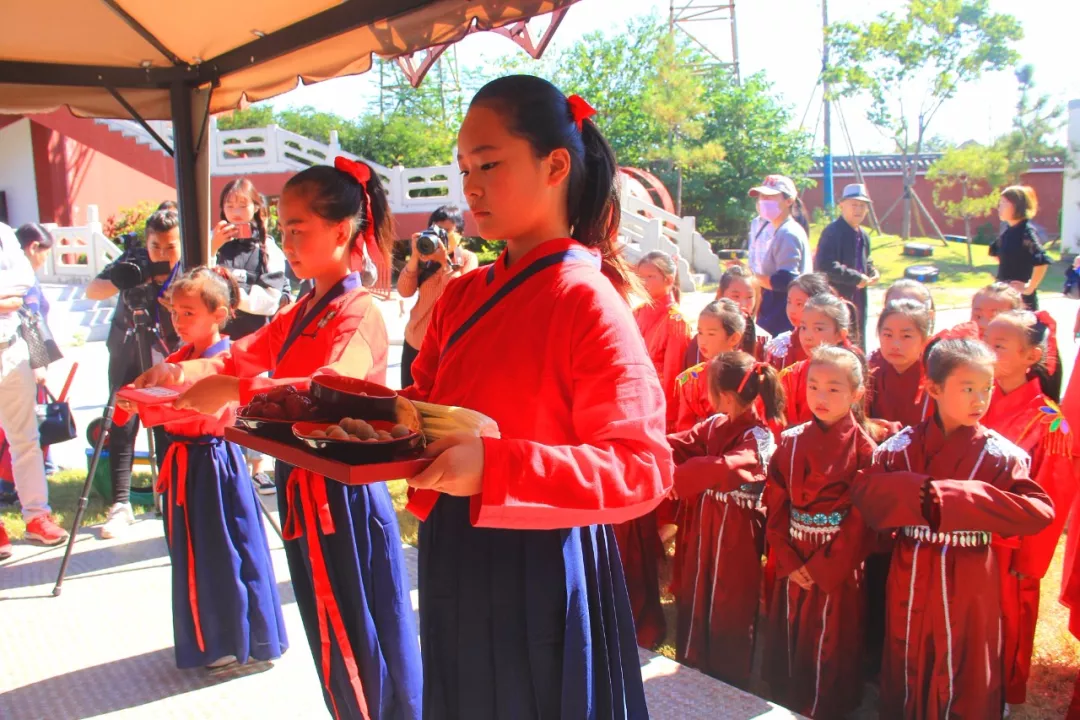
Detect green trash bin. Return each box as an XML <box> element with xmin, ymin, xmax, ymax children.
<box><xmin>87</xmin><ymin>448</ymin><xmax>156</xmax><ymax>507</ymax></box>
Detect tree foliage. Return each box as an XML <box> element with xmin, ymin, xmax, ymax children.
<box><xmin>927</xmin><ymin>144</ymin><xmax>1008</xmax><ymax>221</ymax></box>
<box><xmin>994</xmin><ymin>65</ymin><xmax>1066</xmax><ymax>182</ymax></box>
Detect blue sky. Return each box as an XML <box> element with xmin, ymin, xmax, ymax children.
<box><xmin>270</xmin><ymin>0</ymin><xmax>1078</xmax><ymax>156</ymax></box>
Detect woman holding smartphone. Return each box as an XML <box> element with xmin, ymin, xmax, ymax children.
<box><xmin>212</xmin><ymin>178</ymin><xmax>290</xmax><ymax>494</ymax></box>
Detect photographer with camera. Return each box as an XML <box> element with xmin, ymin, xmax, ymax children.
<box><xmin>397</xmin><ymin>205</ymin><xmax>478</xmax><ymax>387</ymax></box>
<box><xmin>85</xmin><ymin>209</ymin><xmax>182</xmax><ymax>539</ymax></box>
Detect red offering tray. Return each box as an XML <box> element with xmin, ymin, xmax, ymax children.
<box><xmin>116</xmin><ymin>385</ymin><xmax>199</xmax><ymax>428</ymax></box>
<box><xmin>225</xmin><ymin>425</ymin><xmax>431</xmax><ymax>486</ymax></box>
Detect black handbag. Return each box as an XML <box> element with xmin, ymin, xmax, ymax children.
<box><xmin>37</xmin><ymin>387</ymin><xmax>77</xmax><ymax>446</ymax></box>
<box><xmin>18</xmin><ymin>307</ymin><xmax>62</xmax><ymax>370</ymax></box>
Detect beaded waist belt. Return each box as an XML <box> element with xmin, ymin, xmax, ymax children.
<box><xmin>900</xmin><ymin>526</ymin><xmax>991</xmax><ymax>547</ymax></box>
<box><xmin>789</xmin><ymin>508</ymin><xmax>846</xmax><ymax>543</ymax></box>
<box><xmin>705</xmin><ymin>483</ymin><xmax>763</xmax><ymax>510</ymax></box>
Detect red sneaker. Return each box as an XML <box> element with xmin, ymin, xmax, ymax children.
<box><xmin>0</xmin><ymin>522</ymin><xmax>11</xmax><ymax>560</ymax></box>
<box><xmin>24</xmin><ymin>514</ymin><xmax>69</xmax><ymax>546</ymax></box>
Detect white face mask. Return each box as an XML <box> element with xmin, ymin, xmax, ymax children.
<box><xmin>758</xmin><ymin>198</ymin><xmax>783</xmax><ymax>222</ymax></box>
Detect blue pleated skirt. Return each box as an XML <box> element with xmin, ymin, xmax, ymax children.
<box><xmin>161</xmin><ymin>436</ymin><xmax>288</xmax><ymax>669</ymax></box>
<box><xmin>418</xmin><ymin>495</ymin><xmax>649</xmax><ymax>720</ymax></box>
<box><xmin>275</xmin><ymin>461</ymin><xmax>423</xmax><ymax>720</ymax></box>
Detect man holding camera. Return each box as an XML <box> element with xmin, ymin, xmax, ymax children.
<box><xmin>0</xmin><ymin>222</ymin><xmax>68</xmax><ymax>558</ymax></box>
<box><xmin>397</xmin><ymin>205</ymin><xmax>478</xmax><ymax>387</ymax></box>
<box><xmin>85</xmin><ymin>209</ymin><xmax>182</xmax><ymax>539</ymax></box>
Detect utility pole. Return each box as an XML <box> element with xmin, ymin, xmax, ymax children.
<box><xmin>822</xmin><ymin>0</ymin><xmax>834</xmax><ymax>212</ymax></box>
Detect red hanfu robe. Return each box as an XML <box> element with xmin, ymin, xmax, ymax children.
<box><xmin>634</xmin><ymin>295</ymin><xmax>692</xmax><ymax>433</ymax></box>
<box><xmin>850</xmin><ymin>421</ymin><xmax>1054</xmax><ymax>720</ymax></box>
<box><xmin>668</xmin><ymin>409</ymin><xmax>773</xmax><ymax>687</ymax></box>
<box><xmin>983</xmin><ymin>378</ymin><xmax>1077</xmax><ymax>704</ymax></box>
<box><xmin>779</xmin><ymin>360</ymin><xmax>813</xmax><ymax>429</ymax></box>
<box><xmin>763</xmin><ymin>414</ymin><xmax>875</xmax><ymax>718</ymax></box>
<box><xmin>765</xmin><ymin>329</ymin><xmax>807</xmax><ymax>372</ymax></box>
<box><xmin>402</xmin><ymin>239</ymin><xmax>672</xmax><ymax>714</ymax></box>
<box><xmin>674</xmin><ymin>361</ymin><xmax>715</xmax><ymax>433</ymax></box>
<box><xmin>868</xmin><ymin>350</ymin><xmax>934</xmax><ymax>430</ymax></box>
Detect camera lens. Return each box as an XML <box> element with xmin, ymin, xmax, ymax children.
<box><xmin>416</xmin><ymin>233</ymin><xmax>439</xmax><ymax>257</ymax></box>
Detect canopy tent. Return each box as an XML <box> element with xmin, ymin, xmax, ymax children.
<box><xmin>0</xmin><ymin>0</ymin><xmax>580</xmax><ymax>263</ymax></box>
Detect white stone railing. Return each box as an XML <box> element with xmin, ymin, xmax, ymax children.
<box><xmin>40</xmin><ymin>205</ymin><xmax>124</xmax><ymax>282</ymax></box>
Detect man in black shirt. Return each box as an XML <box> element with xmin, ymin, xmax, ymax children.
<box><xmin>85</xmin><ymin>209</ymin><xmax>182</xmax><ymax>538</ymax></box>
<box><xmin>814</xmin><ymin>183</ymin><xmax>880</xmax><ymax>348</ymax></box>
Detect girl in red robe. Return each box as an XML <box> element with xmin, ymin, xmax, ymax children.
<box><xmin>983</xmin><ymin>310</ymin><xmax>1077</xmax><ymax>709</ymax></box>
<box><xmin>669</xmin><ymin>351</ymin><xmax>783</xmax><ymax>688</ymax></box>
<box><xmin>884</xmin><ymin>278</ymin><xmax>936</xmax><ymax>331</ymax></box>
<box><xmin>779</xmin><ymin>293</ymin><xmax>861</xmax><ymax>428</ymax></box>
<box><xmin>763</xmin><ymin>345</ymin><xmax>877</xmax><ymax>718</ymax></box>
<box><xmin>764</xmin><ymin>272</ymin><xmax>832</xmax><ymax>371</ymax></box>
<box><xmin>715</xmin><ymin>264</ymin><xmax>772</xmax><ymax>360</ymax></box>
<box><xmin>971</xmin><ymin>281</ymin><xmax>1023</xmax><ymax>337</ymax></box>
<box><xmin>675</xmin><ymin>299</ymin><xmax>747</xmax><ymax>432</ymax></box>
<box><xmin>121</xmin><ymin>267</ymin><xmax>288</xmax><ymax>671</ymax></box>
<box><xmin>401</xmin><ymin>77</ymin><xmax>672</xmax><ymax>718</ymax></box>
<box><xmin>138</xmin><ymin>162</ymin><xmax>422</xmax><ymax>719</ymax></box>
<box><xmin>850</xmin><ymin>337</ymin><xmax>1054</xmax><ymax>720</ymax></box>
<box><xmin>635</xmin><ymin>250</ymin><xmax>692</xmax><ymax>432</ymax></box>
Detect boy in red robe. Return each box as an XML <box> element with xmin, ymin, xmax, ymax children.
<box><xmin>763</xmin><ymin>346</ymin><xmax>876</xmax><ymax>718</ymax></box>
<box><xmin>983</xmin><ymin>310</ymin><xmax>1077</xmax><ymax>709</ymax></box>
<box><xmin>851</xmin><ymin>337</ymin><xmax>1054</xmax><ymax>720</ymax></box>
<box><xmin>668</xmin><ymin>351</ymin><xmax>783</xmax><ymax>688</ymax></box>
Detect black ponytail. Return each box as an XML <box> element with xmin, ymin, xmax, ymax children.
<box><xmin>791</xmin><ymin>197</ymin><xmax>810</xmax><ymax>235</ymax></box>
<box><xmin>470</xmin><ymin>75</ymin><xmax>639</xmax><ymax>298</ymax></box>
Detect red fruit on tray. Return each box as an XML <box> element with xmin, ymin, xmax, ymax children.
<box><xmin>284</xmin><ymin>394</ymin><xmax>314</xmax><ymax>419</ymax></box>
<box><xmin>244</xmin><ymin>401</ymin><xmax>266</xmax><ymax>417</ymax></box>
<box><xmin>260</xmin><ymin>403</ymin><xmax>286</xmax><ymax>419</ymax></box>
<box><xmin>266</xmin><ymin>385</ymin><xmax>296</xmax><ymax>403</ymax></box>
<box><xmin>251</xmin><ymin>392</ymin><xmax>269</xmax><ymax>405</ymax></box>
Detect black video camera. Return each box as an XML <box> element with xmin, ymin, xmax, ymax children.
<box><xmin>110</xmin><ymin>255</ymin><xmax>172</xmax><ymax>292</ymax></box>
<box><xmin>415</xmin><ymin>225</ymin><xmax>448</xmax><ymax>258</ymax></box>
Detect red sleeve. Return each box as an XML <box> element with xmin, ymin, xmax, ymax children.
<box><xmin>668</xmin><ymin>419</ymin><xmax>711</xmax><ymax>464</ymax></box>
<box><xmin>674</xmin><ymin>380</ymin><xmax>696</xmax><ymax>433</ymax></box>
<box><xmin>764</xmin><ymin>443</ymin><xmax>805</xmax><ymax>579</ymax></box>
<box><xmin>471</xmin><ymin>290</ymin><xmax>673</xmax><ymax>530</ymax></box>
<box><xmin>804</xmin><ymin>508</ymin><xmax>871</xmax><ymax>594</ymax></box>
<box><xmin>933</xmin><ymin>456</ymin><xmax>1054</xmax><ymax>537</ymax></box>
<box><xmin>671</xmin><ymin>428</ymin><xmax>763</xmax><ymax>499</ymax></box>
<box><xmin>662</xmin><ymin>314</ymin><xmax>692</xmax><ymax>431</ymax></box>
<box><xmin>850</xmin><ymin>460</ymin><xmax>930</xmax><ymax>531</ymax></box>
<box><xmin>1014</xmin><ymin>448</ymin><xmax>1078</xmax><ymax>578</ymax></box>
<box><xmin>780</xmin><ymin>364</ymin><xmax>801</xmax><ymax>427</ymax></box>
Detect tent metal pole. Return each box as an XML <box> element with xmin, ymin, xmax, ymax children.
<box><xmin>105</xmin><ymin>86</ymin><xmax>174</xmax><ymax>156</ymax></box>
<box><xmin>169</xmin><ymin>82</ymin><xmax>204</xmax><ymax>265</ymax></box>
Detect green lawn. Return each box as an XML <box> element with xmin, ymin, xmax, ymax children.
<box><xmin>2</xmin><ymin>469</ymin><xmax>155</xmax><ymax>538</ymax></box>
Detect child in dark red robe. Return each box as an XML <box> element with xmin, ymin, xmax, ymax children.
<box><xmin>779</xmin><ymin>293</ymin><xmax>861</xmax><ymax>428</ymax></box>
<box><xmin>984</xmin><ymin>310</ymin><xmax>1077</xmax><ymax>709</ymax></box>
<box><xmin>764</xmin><ymin>272</ymin><xmax>832</xmax><ymax>371</ymax></box>
<box><xmin>851</xmin><ymin>337</ymin><xmax>1054</xmax><ymax>720</ymax></box>
<box><xmin>138</xmin><ymin>162</ymin><xmax>422</xmax><ymax>719</ymax></box>
<box><xmin>971</xmin><ymin>281</ymin><xmax>1023</xmax><ymax>337</ymax></box>
<box><xmin>121</xmin><ymin>267</ymin><xmax>288</xmax><ymax>671</ymax></box>
<box><xmin>401</xmin><ymin>77</ymin><xmax>672</xmax><ymax>718</ymax></box>
<box><xmin>883</xmin><ymin>278</ymin><xmax>936</xmax><ymax>330</ymax></box>
<box><xmin>763</xmin><ymin>346</ymin><xmax>876</xmax><ymax>718</ymax></box>
<box><xmin>675</xmin><ymin>299</ymin><xmax>747</xmax><ymax>432</ymax></box>
<box><xmin>669</xmin><ymin>351</ymin><xmax>783</xmax><ymax>688</ymax></box>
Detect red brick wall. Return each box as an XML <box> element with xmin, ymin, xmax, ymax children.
<box><xmin>802</xmin><ymin>169</ymin><xmax>1064</xmax><ymax>237</ymax></box>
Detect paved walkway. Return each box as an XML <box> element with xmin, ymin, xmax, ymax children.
<box><xmin>0</xmin><ymin>506</ymin><xmax>801</xmax><ymax>719</ymax></box>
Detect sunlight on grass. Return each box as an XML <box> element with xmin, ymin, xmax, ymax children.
<box><xmin>1</xmin><ymin>469</ymin><xmax>154</xmax><ymax>538</ymax></box>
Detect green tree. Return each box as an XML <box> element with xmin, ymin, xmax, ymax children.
<box><xmin>927</xmin><ymin>144</ymin><xmax>1009</xmax><ymax>266</ymax></box>
<box><xmin>826</xmin><ymin>0</ymin><xmax>1022</xmax><ymax>239</ymax></box>
<box><xmin>642</xmin><ymin>33</ymin><xmax>726</xmax><ymax>214</ymax></box>
<box><xmin>994</xmin><ymin>65</ymin><xmax>1066</xmax><ymax>182</ymax></box>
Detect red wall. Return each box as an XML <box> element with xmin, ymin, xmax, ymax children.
<box><xmin>29</xmin><ymin>118</ymin><xmax>176</xmax><ymax>226</ymax></box>
<box><xmin>802</xmin><ymin>170</ymin><xmax>1064</xmax><ymax>237</ymax></box>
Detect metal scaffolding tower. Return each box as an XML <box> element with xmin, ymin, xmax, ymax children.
<box><xmin>669</xmin><ymin>0</ymin><xmax>740</xmax><ymax>80</ymax></box>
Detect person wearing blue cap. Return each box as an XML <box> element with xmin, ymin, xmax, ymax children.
<box><xmin>814</xmin><ymin>183</ymin><xmax>880</xmax><ymax>349</ymax></box>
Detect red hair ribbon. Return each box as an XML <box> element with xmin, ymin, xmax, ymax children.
<box><xmin>334</xmin><ymin>157</ymin><xmax>390</xmax><ymax>297</ymax></box>
<box><xmin>930</xmin><ymin>321</ymin><xmax>981</xmax><ymax>346</ymax></box>
<box><xmin>737</xmin><ymin>361</ymin><xmax>770</xmax><ymax>394</ymax></box>
<box><xmin>1034</xmin><ymin>310</ymin><xmax>1059</xmax><ymax>377</ymax></box>
<box><xmin>567</xmin><ymin>94</ymin><xmax>597</xmax><ymax>131</ymax></box>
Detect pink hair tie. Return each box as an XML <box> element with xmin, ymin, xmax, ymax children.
<box><xmin>736</xmin><ymin>362</ymin><xmax>769</xmax><ymax>394</ymax></box>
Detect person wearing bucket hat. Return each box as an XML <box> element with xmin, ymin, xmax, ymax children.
<box><xmin>814</xmin><ymin>183</ymin><xmax>880</xmax><ymax>349</ymax></box>
<box><xmin>749</xmin><ymin>175</ymin><xmax>811</xmax><ymax>336</ymax></box>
